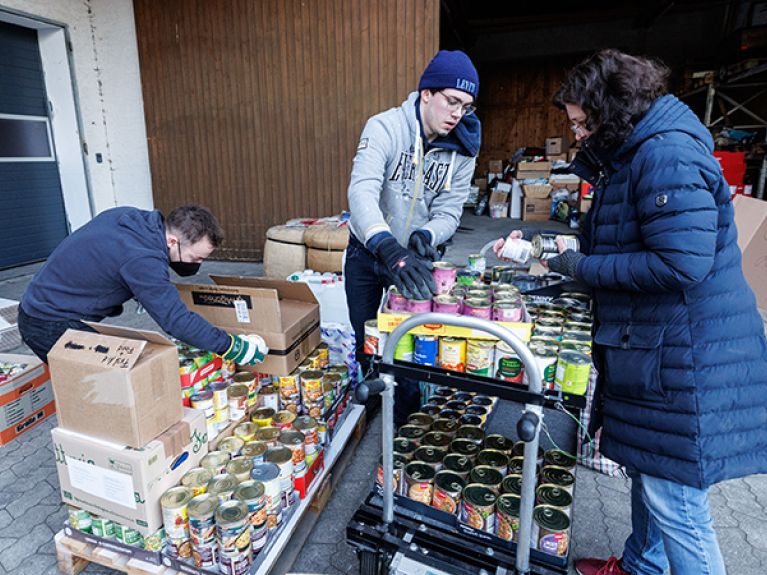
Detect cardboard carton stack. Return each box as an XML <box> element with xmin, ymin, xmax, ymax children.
<box><xmin>517</xmin><ymin>160</ymin><xmax>553</xmax><ymax>221</ymax></box>
<box><xmin>0</xmin><ymin>298</ymin><xmax>21</xmax><ymax>352</ymax></box>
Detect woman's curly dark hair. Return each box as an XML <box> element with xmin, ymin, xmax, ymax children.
<box><xmin>554</xmin><ymin>49</ymin><xmax>670</xmax><ymax>150</ymax></box>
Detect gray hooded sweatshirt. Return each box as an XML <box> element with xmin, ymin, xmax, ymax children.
<box><xmin>347</xmin><ymin>92</ymin><xmax>478</xmax><ymax>248</ymax></box>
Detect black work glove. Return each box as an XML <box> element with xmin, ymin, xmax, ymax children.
<box><xmin>547</xmin><ymin>249</ymin><xmax>585</xmax><ymax>278</ymax></box>
<box><xmin>408</xmin><ymin>230</ymin><xmax>440</xmax><ymax>262</ymax></box>
<box><xmin>375</xmin><ymin>237</ymin><xmax>436</xmax><ymax>300</ymax></box>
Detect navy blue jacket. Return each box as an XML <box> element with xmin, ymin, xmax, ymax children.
<box><xmin>22</xmin><ymin>207</ymin><xmax>231</xmax><ymax>354</ymax></box>
<box><xmin>571</xmin><ymin>95</ymin><xmax>767</xmax><ymax>488</ymax></box>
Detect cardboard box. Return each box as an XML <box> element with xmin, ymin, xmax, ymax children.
<box><xmin>522</xmin><ymin>197</ymin><xmax>552</xmax><ymax>221</ymax></box>
<box><xmin>546</xmin><ymin>153</ymin><xmax>568</xmax><ymax>162</ymax></box>
<box><xmin>0</xmin><ymin>354</ymin><xmax>55</xmax><ymax>446</ymax></box>
<box><xmin>474</xmin><ymin>177</ymin><xmax>488</xmax><ymax>191</ymax></box>
<box><xmin>522</xmin><ymin>183</ymin><xmax>552</xmax><ymax>199</ymax></box>
<box><xmin>550</xmin><ymin>174</ymin><xmax>581</xmax><ymax>192</ymax></box>
<box><xmin>53</xmin><ymin>408</ymin><xmax>208</xmax><ymax>535</ymax></box>
<box><xmin>488</xmin><ymin>160</ymin><xmax>504</xmax><ymax>173</ymax></box>
<box><xmin>178</xmin><ymin>276</ymin><xmax>321</xmax><ymax>375</ymax></box>
<box><xmin>516</xmin><ymin>161</ymin><xmax>552</xmax><ymax>180</ymax></box>
<box><xmin>733</xmin><ymin>195</ymin><xmax>767</xmax><ymax>310</ymax></box>
<box><xmin>48</xmin><ymin>324</ymin><xmax>183</xmax><ymax>447</ymax></box>
<box><xmin>295</xmin><ymin>448</ymin><xmax>325</xmax><ymax>499</ymax></box>
<box><xmin>578</xmin><ymin>197</ymin><xmax>593</xmax><ymax>214</ymax></box>
<box><xmin>545</xmin><ymin>137</ymin><xmax>564</xmax><ymax>156</ymax></box>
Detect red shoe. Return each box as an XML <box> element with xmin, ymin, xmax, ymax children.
<box><xmin>575</xmin><ymin>557</ymin><xmax>630</xmax><ymax>575</ymax></box>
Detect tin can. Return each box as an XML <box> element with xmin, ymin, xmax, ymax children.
<box><xmin>536</xmin><ymin>484</ymin><xmax>573</xmax><ymax>515</ymax></box>
<box><xmin>322</xmin><ymin>381</ymin><xmax>334</xmax><ymax>410</ymax></box>
<box><xmin>439</xmin><ymin>337</ymin><xmax>466</xmax><ymax>372</ymax></box>
<box><xmin>407</xmin><ymin>298</ymin><xmax>433</xmax><ymax>314</ymax></box>
<box><xmin>469</xmin><ymin>465</ymin><xmax>504</xmax><ymax>494</ymax></box>
<box><xmin>433</xmin><ymin>261</ymin><xmax>458</xmax><ymax>294</ymax></box>
<box><xmin>393</xmin><ymin>437</ymin><xmax>418</xmax><ymax>460</ymax></box>
<box><xmin>325</xmin><ymin>371</ymin><xmax>342</xmax><ymax>398</ymax></box>
<box><xmin>477</xmin><ymin>449</ymin><xmax>509</xmax><ymax>475</ymax></box>
<box><xmin>444</xmin><ymin>400</ymin><xmax>467</xmax><ymax>414</ymax></box>
<box><xmin>553</xmin><ymin>350</ymin><xmax>591</xmax><ymax>395</ymax></box>
<box><xmin>216</xmin><ymin>501</ymin><xmax>252</xmax><ymax>575</ymax></box>
<box><xmin>462</xmin><ymin>298</ymin><xmax>492</xmax><ymax>320</ymax></box>
<box><xmin>500</xmin><ymin>238</ymin><xmax>533</xmax><ymax>264</ymax></box>
<box><xmin>484</xmin><ymin>434</ymin><xmax>514</xmax><ymax>455</ymax></box>
<box><xmin>455</xmin><ymin>425</ymin><xmax>484</xmax><ymax>445</ymax></box>
<box><xmin>67</xmin><ymin>506</ymin><xmax>92</xmax><ymax>533</ymax></box>
<box><xmin>363</xmin><ymin>319</ymin><xmax>381</xmax><ymax>355</ymax></box>
<box><xmin>265</xmin><ymin>446</ymin><xmax>294</xmax><ymax>508</ymax></box>
<box><xmin>421</xmin><ymin>404</ymin><xmax>441</xmax><ymax>417</ymax></box>
<box><xmin>442</xmin><ymin>453</ymin><xmax>473</xmax><ymax>480</ymax></box>
<box><xmin>450</xmin><ymin>438</ymin><xmax>480</xmax><ymax>461</ymax></box>
<box><xmin>307</xmin><ymin>350</ymin><xmax>322</xmax><ymax>370</ymax></box>
<box><xmin>502</xmin><ymin>474</ymin><xmax>522</xmax><ymax>496</ymax></box>
<box><xmin>303</xmin><ymin>399</ymin><xmax>324</xmax><ymax>420</ymax></box>
<box><xmin>207</xmin><ymin>473</ymin><xmax>239</xmax><ymax>504</ymax></box>
<box><xmin>233</xmin><ymin>371</ymin><xmax>258</xmax><ymax>408</ymax></box>
<box><xmin>241</xmin><ymin>441</ymin><xmax>268</xmax><ymax>464</ymax></box>
<box><xmin>257</xmin><ymin>384</ymin><xmax>280</xmax><ymax>411</ymax></box>
<box><xmin>404</xmin><ymin>462</ymin><xmax>435</xmax><ymax>504</ymax></box>
<box><xmin>413</xmin><ymin>446</ymin><xmax>447</xmax><ymax>471</ymax></box>
<box><xmin>182</xmin><ymin>467</ymin><xmax>213</xmax><ymax>496</ymax></box>
<box><xmin>385</xmin><ymin>287</ymin><xmax>407</xmax><ymax>311</ymax></box>
<box><xmin>495</xmin><ymin>493</ymin><xmax>521</xmax><ymax>541</ymax></box>
<box><xmin>466</xmin><ymin>339</ymin><xmax>494</xmax><ymax>376</ymax></box>
<box><xmin>251</xmin><ymin>407</ymin><xmax>275</xmax><ymax>428</ymax></box>
<box><xmin>438</xmin><ymin>408</ymin><xmax>461</xmax><ymax>421</ymax></box>
<box><xmin>457</xmin><ymin>269</ymin><xmax>481</xmax><ymax>286</ymax></box>
<box><xmin>533</xmin><ymin>505</ymin><xmax>570</xmax><ymax>556</ymax></box>
<box><xmin>539</xmin><ymin>466</ymin><xmax>575</xmax><ymax>494</ymax></box>
<box><xmin>493</xmin><ymin>302</ymin><xmax>523</xmax><ymax>323</ymax></box>
<box><xmin>398</xmin><ymin>424</ymin><xmax>426</xmax><ymax>445</ymax></box>
<box><xmin>234</xmin><ymin>422</ymin><xmax>257</xmax><ymax>443</ymax></box>
<box><xmin>427</xmin><ymin>396</ymin><xmax>448</xmax><ymax>407</ymax></box>
<box><xmin>316</xmin><ymin>342</ymin><xmax>329</xmax><ymax>369</ymax></box>
<box><xmin>413</xmin><ymin>335</ymin><xmax>439</xmax><ymax>366</ymax></box>
<box><xmin>90</xmin><ymin>515</ymin><xmax>114</xmax><ymax>539</ymax></box>
<box><xmin>434</xmin><ymin>386</ymin><xmax>455</xmax><ymax>398</ymax></box>
<box><xmin>459</xmin><ymin>484</ymin><xmax>496</xmax><ymax>532</ymax></box>
<box><xmin>161</xmin><ymin>486</ymin><xmax>193</xmax><ymax>547</ymax></box>
<box><xmin>432</xmin><ymin>295</ymin><xmax>460</xmax><ymax>314</ymax></box>
<box><xmin>219</xmin><ymin>436</ymin><xmax>245</xmax><ymax>458</ymax></box>
<box><xmin>466</xmin><ymin>288</ymin><xmax>491</xmax><ymax>300</ymax></box>
<box><xmin>451</xmin><ymin>390</ymin><xmax>472</xmax><ymax>402</ymax></box>
<box><xmin>293</xmin><ymin>415</ymin><xmax>319</xmax><ymax>455</ymax></box>
<box><xmin>471</xmin><ymin>395</ymin><xmax>493</xmax><ymax>408</ymax></box>
<box><xmin>250</xmin><ymin>463</ymin><xmax>282</xmax><ymax>530</ymax></box>
<box><xmin>191</xmin><ymin>390</ymin><xmax>215</xmax><ymax>419</ymax></box>
<box><xmin>113</xmin><ymin>523</ymin><xmax>142</xmax><ymax>547</ymax></box>
<box><xmin>188</xmin><ymin>493</ymin><xmax>218</xmax><ymax>567</ymax></box>
<box><xmin>464</xmin><ymin>405</ymin><xmax>488</xmax><ymax>423</ymax></box>
<box><xmin>376</xmin><ymin>453</ymin><xmax>408</xmax><ymax>496</ymax></box>
<box><xmin>431</xmin><ymin>470</ymin><xmax>465</xmax><ymax>515</ymax></box>
<box><xmin>508</xmin><ymin>456</ymin><xmax>525</xmax><ymax>475</ymax></box>
<box><xmin>209</xmin><ymin>381</ymin><xmax>229</xmax><ymax>423</ymax></box>
<box><xmin>226</xmin><ymin>456</ymin><xmax>255</xmax><ymax>483</ymax></box>
<box><xmin>393</xmin><ymin>333</ymin><xmax>415</xmax><ymax>362</ymax></box>
<box><xmin>201</xmin><ymin>451</ymin><xmax>231</xmax><ymax>475</ymax></box>
<box><xmin>422</xmin><ymin>431</ymin><xmax>452</xmax><ymax>450</ymax></box>
<box><xmin>533</xmin><ymin>347</ymin><xmax>558</xmax><ymax>389</ymax></box>
<box><xmin>233</xmin><ymin>480</ymin><xmax>268</xmax><ymax>552</ymax></box>
<box><xmin>431</xmin><ymin>418</ymin><xmax>460</xmax><ymax>437</ymax></box>
<box><xmin>407</xmin><ymin>412</ymin><xmax>434</xmax><ymax>430</ymax></box>
<box><xmin>531</xmin><ymin>233</ymin><xmax>580</xmax><ymax>260</ymax></box>
<box><xmin>458</xmin><ymin>413</ymin><xmax>482</xmax><ymax>428</ymax></box>
<box><xmin>299</xmin><ymin>370</ymin><xmax>323</xmax><ymax>403</ymax></box>
<box><xmin>466</xmin><ymin>253</ymin><xmax>486</xmax><ymax>281</ymax></box>
<box><xmin>278</xmin><ymin>371</ymin><xmax>301</xmax><ymax>400</ymax></box>
<box><xmin>512</xmin><ymin>442</ymin><xmax>544</xmax><ymax>464</ymax></box>
<box><xmin>491</xmin><ymin>266</ymin><xmax>513</xmax><ymax>282</ymax></box>
<box><xmin>272</xmin><ymin>410</ymin><xmax>296</xmax><ymax>430</ymax></box>
<box><xmin>255</xmin><ymin>426</ymin><xmax>281</xmax><ymax>447</ymax></box>
<box><xmin>279</xmin><ymin>429</ymin><xmax>306</xmax><ymax>475</ymax></box>
<box><xmin>544</xmin><ymin>449</ymin><xmax>577</xmax><ymax>470</ymax></box>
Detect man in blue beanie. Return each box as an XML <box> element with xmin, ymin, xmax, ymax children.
<box><xmin>345</xmin><ymin>49</ymin><xmax>481</xmax><ymax>424</ymax></box>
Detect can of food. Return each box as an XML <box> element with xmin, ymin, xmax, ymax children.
<box><xmin>422</xmin><ymin>431</ymin><xmax>452</xmax><ymax>450</ymax></box>
<box><xmin>398</xmin><ymin>424</ymin><xmax>426</xmax><ymax>445</ymax></box>
<box><xmin>466</xmin><ymin>288</ymin><xmax>490</xmax><ymax>300</ymax></box>
<box><xmin>442</xmin><ymin>454</ymin><xmax>472</xmax><ymax>481</ymax></box>
<box><xmin>512</xmin><ymin>442</ymin><xmax>544</xmax><ymax>464</ymax></box>
<box><xmin>315</xmin><ymin>342</ymin><xmax>329</xmax><ymax>369</ymax></box>
<box><xmin>508</xmin><ymin>456</ymin><xmax>525</xmax><ymax>475</ymax></box>
<box><xmin>293</xmin><ymin>415</ymin><xmax>319</xmax><ymax>455</ymax></box>
<box><xmin>484</xmin><ymin>434</ymin><xmax>514</xmax><ymax>455</ymax></box>
<box><xmin>233</xmin><ymin>422</ymin><xmax>257</xmax><ymax>443</ymax></box>
<box><xmin>553</xmin><ymin>350</ymin><xmax>591</xmax><ymax>395</ymax></box>
<box><xmin>494</xmin><ymin>341</ymin><xmax>524</xmax><ymax>383</ymax></box>
<box><xmin>182</xmin><ymin>467</ymin><xmax>214</xmax><ymax>496</ymax></box>
<box><xmin>413</xmin><ymin>446</ymin><xmax>447</xmax><ymax>471</ymax></box>
<box><xmin>250</xmin><ymin>463</ymin><xmax>282</xmax><ymax>530</ymax></box>
<box><xmin>219</xmin><ymin>436</ymin><xmax>245</xmax><ymax>458</ymax></box>
<box><xmin>407</xmin><ymin>297</ymin><xmax>433</xmax><ymax>314</ymax></box>
<box><xmin>363</xmin><ymin>319</ymin><xmax>382</xmax><ymax>355</ymax></box>
<box><xmin>559</xmin><ymin>342</ymin><xmax>592</xmax><ymax>355</ymax></box>
<box><xmin>495</xmin><ymin>493</ymin><xmax>521</xmax><ymax>541</ymax></box>
<box><xmin>67</xmin><ymin>506</ymin><xmax>92</xmax><ymax>533</ymax></box>
<box><xmin>469</xmin><ymin>465</ymin><xmax>504</xmax><ymax>494</ymax></box>
<box><xmin>188</xmin><ymin>493</ymin><xmax>218</xmax><ymax>567</ymax></box>
<box><xmin>227</xmin><ymin>383</ymin><xmax>249</xmax><ymax>421</ymax></box>
<box><xmin>325</xmin><ymin>371</ymin><xmax>342</xmax><ymax>398</ymax></box>
<box><xmin>463</xmin><ymin>405</ymin><xmax>488</xmax><ymax>422</ymax></box>
<box><xmin>536</xmin><ymin>484</ymin><xmax>573</xmax><ymax>515</ymax></box>
<box><xmin>462</xmin><ymin>298</ymin><xmax>492</xmax><ymax>320</ymax></box>
<box><xmin>471</xmin><ymin>395</ymin><xmax>494</xmax><ymax>408</ymax></box>
<box><xmin>191</xmin><ymin>390</ymin><xmax>215</xmax><ymax>419</ymax></box>
<box><xmin>303</xmin><ymin>399</ymin><xmax>324</xmax><ymax>420</ymax></box>
<box><xmin>459</xmin><ymin>484</ymin><xmax>496</xmax><ymax>532</ymax></box>
<box><xmin>241</xmin><ymin>441</ymin><xmax>268</xmax><ymax>464</ymax></box>
<box><xmin>279</xmin><ymin>429</ymin><xmax>306</xmax><ymax>476</ymax></box>
<box><xmin>272</xmin><ymin>410</ymin><xmax>296</xmax><ymax>430</ymax></box>
<box><xmin>393</xmin><ymin>333</ymin><xmax>415</xmax><ymax>361</ymax></box>
<box><xmin>376</xmin><ymin>453</ymin><xmax>408</xmax><ymax>496</ymax></box>
<box><xmin>413</xmin><ymin>335</ymin><xmax>439</xmax><ymax>366</ymax></box>
<box><xmin>322</xmin><ymin>381</ymin><xmax>334</xmax><ymax>410</ymax></box>
<box><xmin>226</xmin><ymin>456</ymin><xmax>255</xmax><ymax>483</ymax></box>
<box><xmin>500</xmin><ymin>238</ymin><xmax>533</xmax><ymax>264</ymax></box>
<box><xmin>300</xmin><ymin>370</ymin><xmax>324</xmax><ymax>404</ymax></box>
<box><xmin>539</xmin><ymin>466</ymin><xmax>575</xmax><ymax>494</ymax></box>
<box><xmin>421</xmin><ymin>404</ymin><xmax>441</xmax><ymax>417</ymax></box>
<box><xmin>257</xmin><ymin>384</ymin><xmax>280</xmax><ymax>411</ymax></box>
<box><xmin>455</xmin><ymin>425</ymin><xmax>484</xmax><ymax>445</ymax></box>
<box><xmin>387</xmin><ymin>288</ymin><xmax>408</xmax><ymax>312</ymax></box>
<box><xmin>90</xmin><ymin>515</ymin><xmax>114</xmax><ymax>539</ymax></box>
<box><xmin>439</xmin><ymin>337</ymin><xmax>466</xmax><ymax>372</ymax></box>
<box><xmin>207</xmin><ymin>473</ymin><xmax>239</xmax><ymax>504</ymax></box>
<box><xmin>533</xmin><ymin>505</ymin><xmax>570</xmax><ymax>556</ymax></box>
<box><xmin>232</xmin><ymin>371</ymin><xmax>258</xmax><ymax>408</ymax></box>
<box><xmin>431</xmin><ymin>470</ymin><xmax>465</xmax><ymax>515</ymax></box>
<box><xmin>278</xmin><ymin>371</ymin><xmax>301</xmax><ymax>400</ymax></box>
<box><xmin>251</xmin><ymin>407</ymin><xmax>275</xmax><ymax>428</ymax></box>
<box><xmin>477</xmin><ymin>449</ymin><xmax>509</xmax><ymax>475</ymax></box>
<box><xmin>431</xmin><ymin>418</ymin><xmax>460</xmax><ymax>437</ymax></box>
<box><xmin>450</xmin><ymin>438</ymin><xmax>480</xmax><ymax>460</ymax></box>
<box><xmin>161</xmin><ymin>486</ymin><xmax>193</xmax><ymax>547</ymax></box>
<box><xmin>466</xmin><ymin>253</ymin><xmax>486</xmax><ymax>281</ymax></box>
<box><xmin>216</xmin><ymin>500</ymin><xmax>253</xmax><ymax>574</ymax></box>
<box><xmin>393</xmin><ymin>437</ymin><xmax>418</xmax><ymax>460</ymax></box>
<box><xmin>427</xmin><ymin>396</ymin><xmax>448</xmax><ymax>407</ymax></box>
<box><xmin>201</xmin><ymin>451</ymin><xmax>231</xmax><ymax>475</ymax></box>
<box><xmin>457</xmin><ymin>269</ymin><xmax>481</xmax><ymax>286</ymax></box>
<box><xmin>233</xmin><ymin>480</ymin><xmax>268</xmax><ymax>552</ymax></box>
<box><xmin>445</xmin><ymin>401</ymin><xmax>468</xmax><ymax>415</ymax></box>
<box><xmin>307</xmin><ymin>350</ymin><xmax>322</xmax><ymax>370</ymax></box>
<box><xmin>209</xmin><ymin>381</ymin><xmax>229</xmax><ymax>411</ymax></box>
<box><xmin>502</xmin><ymin>474</ymin><xmax>522</xmax><ymax>496</ymax></box>
<box><xmin>404</xmin><ymin>462</ymin><xmax>435</xmax><ymax>504</ymax></box>
<box><xmin>432</xmin><ymin>295</ymin><xmax>460</xmax><ymax>314</ymax></box>
<box><xmin>432</xmin><ymin>261</ymin><xmax>458</xmax><ymax>294</ymax></box>
<box><xmin>255</xmin><ymin>426</ymin><xmax>281</xmax><ymax>447</ymax></box>
<box><xmin>265</xmin><ymin>446</ymin><xmax>294</xmax><ymax>508</ymax></box>
<box><xmin>407</xmin><ymin>412</ymin><xmax>434</xmax><ymax>430</ymax></box>
<box><xmin>531</xmin><ymin>233</ymin><xmax>580</xmax><ymax>260</ymax></box>
<box><xmin>544</xmin><ymin>449</ymin><xmax>577</xmax><ymax>470</ymax></box>
<box><xmin>459</xmin><ymin>414</ymin><xmax>483</xmax><ymax>430</ymax></box>
<box><xmin>532</xmin><ymin>347</ymin><xmax>558</xmax><ymax>389</ymax></box>
<box><xmin>466</xmin><ymin>339</ymin><xmax>494</xmax><ymax>377</ymax></box>
<box><xmin>113</xmin><ymin>523</ymin><xmax>142</xmax><ymax>547</ymax></box>
<box><xmin>492</xmin><ymin>302</ymin><xmax>522</xmax><ymax>323</ymax></box>
<box><xmin>437</xmin><ymin>409</ymin><xmax>461</xmax><ymax>421</ymax></box>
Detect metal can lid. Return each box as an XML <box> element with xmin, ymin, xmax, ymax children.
<box><xmin>256</xmin><ymin>427</ymin><xmax>281</xmax><ymax>441</ymax></box>
<box><xmin>540</xmin><ymin>465</ymin><xmax>575</xmax><ymax>487</ymax></box>
<box><xmin>471</xmin><ymin>395</ymin><xmax>493</xmax><ymax>407</ymax></box>
<box><xmin>279</xmin><ymin>429</ymin><xmax>305</xmax><ymax>446</ymax></box>
<box><xmin>456</xmin><ymin>424</ymin><xmax>484</xmax><ymax>440</ymax></box>
<box><xmin>228</xmin><ymin>383</ymin><xmax>249</xmax><ymax>398</ymax></box>
<box><xmin>226</xmin><ymin>457</ymin><xmax>254</xmax><ymax>476</ymax></box>
<box><xmin>557</xmin><ymin>350</ymin><xmax>591</xmax><ymax>365</ymax></box>
<box><xmin>215</xmin><ymin>500</ymin><xmax>249</xmax><ymax>525</ymax></box>
<box><xmin>252</xmin><ymin>407</ymin><xmax>276</xmax><ymax>419</ymax></box>
<box><xmin>393</xmin><ymin>437</ymin><xmax>418</xmax><ymax>454</ymax></box>
<box><xmin>423</xmin><ymin>431</ymin><xmax>451</xmax><ymax>447</ymax></box>
<box><xmin>190</xmin><ymin>390</ymin><xmax>213</xmax><ymax>402</ymax></box>
<box><xmin>469</xmin><ymin>465</ymin><xmax>503</xmax><ymax>486</ymax></box>
<box><xmin>294</xmin><ymin>415</ymin><xmax>318</xmax><ymax>430</ymax></box>
<box><xmin>188</xmin><ymin>493</ymin><xmax>219</xmax><ymax>517</ymax></box>
<box><xmin>407</xmin><ymin>413</ymin><xmax>435</xmax><ymax>428</ymax></box>
<box><xmin>182</xmin><ymin>467</ymin><xmax>213</xmax><ymax>488</ymax></box>
<box><xmin>219</xmin><ymin>436</ymin><xmax>245</xmax><ymax>454</ymax></box>
<box><xmin>533</xmin><ymin>505</ymin><xmax>571</xmax><ymax>531</ymax></box>
<box><xmin>250</xmin><ymin>462</ymin><xmax>280</xmax><ymax>482</ymax></box>
<box><xmin>497</xmin><ymin>493</ymin><xmax>521</xmax><ymax>516</ymax></box>
<box><xmin>234</xmin><ymin>479</ymin><xmax>266</xmax><ymax>502</ymax></box>
<box><xmin>201</xmin><ymin>450</ymin><xmax>232</xmax><ymax>467</ymax></box>
<box><xmin>234</xmin><ymin>422</ymin><xmax>257</xmax><ymax>437</ymax></box>
<box><xmin>405</xmin><ymin>462</ymin><xmax>436</xmax><ymax>482</ymax></box>
<box><xmin>301</xmin><ymin>370</ymin><xmax>324</xmax><ymax>380</ymax></box>
<box><xmin>432</xmin><ymin>418</ymin><xmax>459</xmax><ymax>432</ymax></box>
<box><xmin>398</xmin><ymin>425</ymin><xmax>427</xmax><ymax>438</ymax></box>
<box><xmin>265</xmin><ymin>446</ymin><xmax>292</xmax><ymax>465</ymax></box>
<box><xmin>477</xmin><ymin>449</ymin><xmax>509</xmax><ymax>469</ymax></box>
<box><xmin>434</xmin><ymin>470</ymin><xmax>465</xmax><ymax>493</ymax></box>
<box><xmin>450</xmin><ymin>438</ymin><xmax>480</xmax><ymax>455</ymax></box>
<box><xmin>207</xmin><ymin>473</ymin><xmax>239</xmax><ymax>494</ymax></box>
<box><xmin>502</xmin><ymin>474</ymin><xmax>522</xmax><ymax>495</ymax></box>
<box><xmin>242</xmin><ymin>441</ymin><xmax>268</xmax><ymax>458</ymax></box>
<box><xmin>273</xmin><ymin>410</ymin><xmax>297</xmax><ymax>424</ymax></box>
<box><xmin>433</xmin><ymin>261</ymin><xmax>456</xmax><ymax>270</ymax></box>
<box><xmin>544</xmin><ymin>449</ymin><xmax>577</xmax><ymax>469</ymax></box>
<box><xmin>484</xmin><ymin>434</ymin><xmax>513</xmax><ymax>452</ymax></box>
<box><xmin>437</xmin><ymin>409</ymin><xmax>460</xmax><ymax>421</ymax></box>
<box><xmin>537</xmin><ymin>484</ymin><xmax>573</xmax><ymax>509</ymax></box>
<box><xmin>413</xmin><ymin>447</ymin><xmax>447</xmax><ymax>463</ymax></box>
<box><xmin>443</xmin><ymin>453</ymin><xmax>472</xmax><ymax>473</ymax></box>
<box><xmin>463</xmin><ymin>484</ymin><xmax>497</xmax><ymax>506</ymax></box>
<box><xmin>160</xmin><ymin>486</ymin><xmax>194</xmax><ymax>509</ymax></box>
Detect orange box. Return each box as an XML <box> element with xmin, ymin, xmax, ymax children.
<box><xmin>0</xmin><ymin>354</ymin><xmax>55</xmax><ymax>446</ymax></box>
<box><xmin>295</xmin><ymin>449</ymin><xmax>325</xmax><ymax>499</ymax></box>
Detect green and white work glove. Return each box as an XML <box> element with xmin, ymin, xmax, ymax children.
<box><xmin>223</xmin><ymin>334</ymin><xmax>269</xmax><ymax>365</ymax></box>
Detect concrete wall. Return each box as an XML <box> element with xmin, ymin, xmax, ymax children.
<box><xmin>0</xmin><ymin>0</ymin><xmax>152</xmax><ymax>224</ymax></box>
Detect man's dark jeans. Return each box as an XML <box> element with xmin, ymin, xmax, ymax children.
<box><xmin>18</xmin><ymin>307</ymin><xmax>96</xmax><ymax>364</ymax></box>
<box><xmin>344</xmin><ymin>236</ymin><xmax>420</xmax><ymax>425</ymax></box>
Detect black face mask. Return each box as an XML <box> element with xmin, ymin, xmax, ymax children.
<box><xmin>169</xmin><ymin>243</ymin><xmax>202</xmax><ymax>277</ymax></box>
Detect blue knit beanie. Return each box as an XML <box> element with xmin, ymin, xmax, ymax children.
<box><xmin>418</xmin><ymin>50</ymin><xmax>479</xmax><ymax>99</ymax></box>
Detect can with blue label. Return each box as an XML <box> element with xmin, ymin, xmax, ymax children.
<box><xmin>414</xmin><ymin>335</ymin><xmax>439</xmax><ymax>366</ymax></box>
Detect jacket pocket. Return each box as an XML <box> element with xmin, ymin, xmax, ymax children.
<box><xmin>594</xmin><ymin>323</ymin><xmax>666</xmax><ymax>402</ymax></box>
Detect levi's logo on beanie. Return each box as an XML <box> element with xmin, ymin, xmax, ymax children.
<box><xmin>418</xmin><ymin>49</ymin><xmax>479</xmax><ymax>100</ymax></box>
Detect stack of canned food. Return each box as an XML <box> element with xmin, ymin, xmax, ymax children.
<box><xmin>377</xmin><ymin>403</ymin><xmax>577</xmax><ymax>559</ymax></box>
<box><xmin>66</xmin><ymin>505</ymin><xmax>166</xmax><ymax>551</ymax></box>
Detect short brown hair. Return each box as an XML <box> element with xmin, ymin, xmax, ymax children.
<box><xmin>166</xmin><ymin>205</ymin><xmax>224</xmax><ymax>247</ymax></box>
<box><xmin>554</xmin><ymin>49</ymin><xmax>670</xmax><ymax>150</ymax></box>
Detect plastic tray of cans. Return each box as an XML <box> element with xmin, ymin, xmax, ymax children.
<box><xmin>62</xmin><ymin>521</ymin><xmax>166</xmax><ymax>565</ymax></box>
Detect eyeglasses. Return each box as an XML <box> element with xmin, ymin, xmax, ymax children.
<box><xmin>436</xmin><ymin>90</ymin><xmax>476</xmax><ymax>116</ymax></box>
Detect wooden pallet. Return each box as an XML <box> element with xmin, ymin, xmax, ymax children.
<box><xmin>54</xmin><ymin>530</ymin><xmax>174</xmax><ymax>575</ymax></box>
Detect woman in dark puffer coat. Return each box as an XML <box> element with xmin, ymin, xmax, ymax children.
<box><xmin>501</xmin><ymin>50</ymin><xmax>767</xmax><ymax>575</ymax></box>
